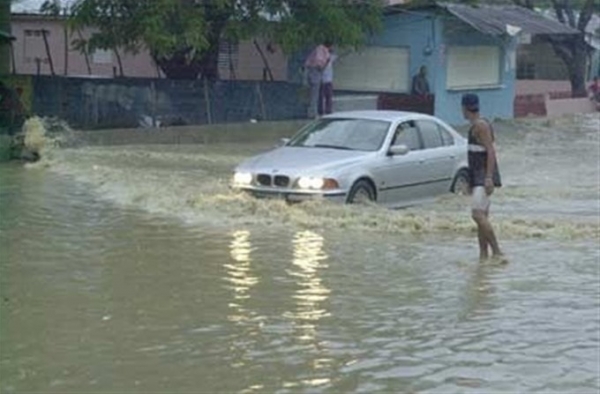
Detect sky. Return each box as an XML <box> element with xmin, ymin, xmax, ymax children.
<box><xmin>12</xmin><ymin>0</ymin><xmax>411</xmax><ymax>13</ymax></box>
<box><xmin>11</xmin><ymin>0</ymin><xmax>75</xmax><ymax>13</ymax></box>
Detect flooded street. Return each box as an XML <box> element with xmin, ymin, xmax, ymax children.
<box><xmin>1</xmin><ymin>114</ymin><xmax>599</xmax><ymax>393</ymax></box>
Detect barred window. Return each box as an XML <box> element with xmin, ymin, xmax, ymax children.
<box><xmin>218</xmin><ymin>40</ymin><xmax>239</xmax><ymax>79</ymax></box>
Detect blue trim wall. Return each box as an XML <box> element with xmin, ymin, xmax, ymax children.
<box><xmin>372</xmin><ymin>12</ymin><xmax>440</xmax><ymax>94</ymax></box>
<box><xmin>376</xmin><ymin>11</ymin><xmax>516</xmax><ymax>125</ymax></box>
<box><xmin>301</xmin><ymin>10</ymin><xmax>518</xmax><ymax>126</ymax></box>
<box><xmin>287</xmin><ymin>13</ymin><xmax>440</xmax><ymax>92</ymax></box>
<box><xmin>435</xmin><ymin>17</ymin><xmax>517</xmax><ymax>125</ymax></box>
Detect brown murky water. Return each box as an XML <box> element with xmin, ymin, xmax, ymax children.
<box><xmin>1</xmin><ymin>114</ymin><xmax>599</xmax><ymax>393</ymax></box>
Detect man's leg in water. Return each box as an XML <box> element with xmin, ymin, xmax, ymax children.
<box><xmin>472</xmin><ymin>209</ymin><xmax>502</xmax><ymax>260</ymax></box>
<box><xmin>476</xmin><ymin>212</ymin><xmax>489</xmax><ymax>260</ymax></box>
<box><xmin>471</xmin><ymin>187</ymin><xmax>503</xmax><ymax>260</ymax></box>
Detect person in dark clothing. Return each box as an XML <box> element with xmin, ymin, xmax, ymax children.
<box><xmin>589</xmin><ymin>77</ymin><xmax>600</xmax><ymax>111</ymax></box>
<box><xmin>411</xmin><ymin>65</ymin><xmax>430</xmax><ymax>97</ymax></box>
<box><xmin>462</xmin><ymin>93</ymin><xmax>506</xmax><ymax>263</ymax></box>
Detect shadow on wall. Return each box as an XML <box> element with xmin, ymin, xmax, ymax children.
<box><xmin>31</xmin><ymin>77</ymin><xmax>309</xmax><ymax>130</ymax></box>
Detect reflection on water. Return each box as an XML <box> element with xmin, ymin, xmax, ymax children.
<box><xmin>284</xmin><ymin>230</ymin><xmax>333</xmax><ymax>389</ymax></box>
<box><xmin>458</xmin><ymin>262</ymin><xmax>500</xmax><ymax>322</ymax></box>
<box><xmin>226</xmin><ymin>230</ymin><xmax>259</xmax><ymax>324</ymax></box>
<box><xmin>285</xmin><ymin>230</ymin><xmax>330</xmax><ymax>343</ymax></box>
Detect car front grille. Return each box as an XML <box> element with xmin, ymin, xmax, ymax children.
<box><xmin>256</xmin><ymin>174</ymin><xmax>291</xmax><ymax>188</ymax></box>
<box><xmin>257</xmin><ymin>174</ymin><xmax>272</xmax><ymax>186</ymax></box>
<box><xmin>274</xmin><ymin>175</ymin><xmax>290</xmax><ymax>188</ymax></box>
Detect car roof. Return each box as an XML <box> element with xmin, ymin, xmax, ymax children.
<box><xmin>323</xmin><ymin>110</ymin><xmax>437</xmax><ymax>123</ymax></box>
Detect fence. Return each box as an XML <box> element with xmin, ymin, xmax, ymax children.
<box><xmin>20</xmin><ymin>76</ymin><xmax>309</xmax><ymax>130</ymax></box>
<box><xmin>5</xmin><ymin>75</ymin><xmax>449</xmax><ymax>131</ymax></box>
<box><xmin>14</xmin><ymin>75</ymin><xmax>592</xmax><ymax>132</ymax></box>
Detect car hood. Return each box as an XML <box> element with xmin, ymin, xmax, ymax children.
<box><xmin>237</xmin><ymin>146</ymin><xmax>371</xmax><ymax>174</ymax></box>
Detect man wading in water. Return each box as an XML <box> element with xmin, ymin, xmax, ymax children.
<box><xmin>462</xmin><ymin>94</ymin><xmax>506</xmax><ymax>263</ymax></box>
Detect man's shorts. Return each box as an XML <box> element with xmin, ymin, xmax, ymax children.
<box><xmin>471</xmin><ymin>186</ymin><xmax>491</xmax><ymax>211</ymax></box>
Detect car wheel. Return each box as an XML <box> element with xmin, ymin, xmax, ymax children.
<box><xmin>347</xmin><ymin>180</ymin><xmax>376</xmax><ymax>204</ymax></box>
<box><xmin>451</xmin><ymin>169</ymin><xmax>470</xmax><ymax>195</ymax></box>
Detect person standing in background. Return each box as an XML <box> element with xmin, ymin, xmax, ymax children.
<box><xmin>411</xmin><ymin>65</ymin><xmax>430</xmax><ymax>98</ymax></box>
<box><xmin>304</xmin><ymin>41</ymin><xmax>332</xmax><ymax>119</ymax></box>
<box><xmin>319</xmin><ymin>47</ymin><xmax>337</xmax><ymax>116</ymax></box>
<box><xmin>588</xmin><ymin>76</ymin><xmax>600</xmax><ymax>110</ymax></box>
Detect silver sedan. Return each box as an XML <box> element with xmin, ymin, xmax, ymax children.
<box><xmin>231</xmin><ymin>111</ymin><xmax>470</xmax><ymax>207</ymax></box>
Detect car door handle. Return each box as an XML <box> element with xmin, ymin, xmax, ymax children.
<box><xmin>419</xmin><ymin>159</ymin><xmax>426</xmax><ymax>164</ymax></box>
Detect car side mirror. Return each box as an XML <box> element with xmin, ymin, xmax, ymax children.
<box><xmin>279</xmin><ymin>138</ymin><xmax>290</xmax><ymax>147</ymax></box>
<box><xmin>388</xmin><ymin>144</ymin><xmax>409</xmax><ymax>156</ymax></box>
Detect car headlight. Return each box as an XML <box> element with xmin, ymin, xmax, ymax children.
<box><xmin>298</xmin><ymin>177</ymin><xmax>324</xmax><ymax>189</ymax></box>
<box><xmin>297</xmin><ymin>177</ymin><xmax>339</xmax><ymax>190</ymax></box>
<box><xmin>233</xmin><ymin>172</ymin><xmax>253</xmax><ymax>185</ymax></box>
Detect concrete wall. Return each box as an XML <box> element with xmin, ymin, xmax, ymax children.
<box><xmin>545</xmin><ymin>97</ymin><xmax>596</xmax><ymax>117</ymax></box>
<box><xmin>512</xmin><ymin>79</ymin><xmax>600</xmax><ymax>118</ymax></box>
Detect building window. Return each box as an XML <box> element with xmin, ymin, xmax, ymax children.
<box><xmin>23</xmin><ymin>29</ymin><xmax>50</xmax><ymax>65</ymax></box>
<box><xmin>92</xmin><ymin>49</ymin><xmax>113</xmax><ymax>64</ymax></box>
<box><xmin>24</xmin><ymin>29</ymin><xmax>48</xmax><ymax>37</ymax></box>
<box><xmin>218</xmin><ymin>40</ymin><xmax>239</xmax><ymax>78</ymax></box>
<box><xmin>334</xmin><ymin>46</ymin><xmax>410</xmax><ymax>92</ymax></box>
<box><xmin>447</xmin><ymin>46</ymin><xmax>501</xmax><ymax>89</ymax></box>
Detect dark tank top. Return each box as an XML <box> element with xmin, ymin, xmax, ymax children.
<box><xmin>468</xmin><ymin>120</ymin><xmax>502</xmax><ymax>188</ymax></box>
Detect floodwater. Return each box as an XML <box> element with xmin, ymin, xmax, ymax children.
<box><xmin>0</xmin><ymin>114</ymin><xmax>599</xmax><ymax>393</ymax></box>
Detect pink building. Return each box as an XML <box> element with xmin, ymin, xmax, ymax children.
<box><xmin>9</xmin><ymin>13</ymin><xmax>289</xmax><ymax>81</ymax></box>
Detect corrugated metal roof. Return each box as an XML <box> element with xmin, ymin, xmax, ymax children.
<box><xmin>438</xmin><ymin>2</ymin><xmax>580</xmax><ymax>36</ymax></box>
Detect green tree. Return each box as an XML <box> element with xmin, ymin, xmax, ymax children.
<box><xmin>67</xmin><ymin>0</ymin><xmax>384</xmax><ymax>80</ymax></box>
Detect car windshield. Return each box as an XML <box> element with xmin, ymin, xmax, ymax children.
<box><xmin>288</xmin><ymin>118</ymin><xmax>391</xmax><ymax>152</ymax></box>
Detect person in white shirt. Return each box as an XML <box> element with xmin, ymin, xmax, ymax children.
<box><xmin>319</xmin><ymin>48</ymin><xmax>337</xmax><ymax>115</ymax></box>
<box><xmin>304</xmin><ymin>41</ymin><xmax>332</xmax><ymax>118</ymax></box>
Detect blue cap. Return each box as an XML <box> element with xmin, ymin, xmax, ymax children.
<box><xmin>461</xmin><ymin>93</ymin><xmax>479</xmax><ymax>112</ymax></box>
